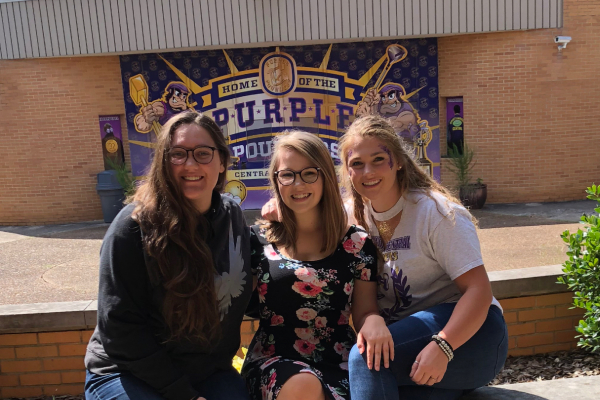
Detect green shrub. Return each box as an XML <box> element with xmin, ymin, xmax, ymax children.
<box><xmin>558</xmin><ymin>184</ymin><xmax>600</xmax><ymax>353</ymax></box>
<box><xmin>105</xmin><ymin>157</ymin><xmax>137</xmax><ymax>198</ymax></box>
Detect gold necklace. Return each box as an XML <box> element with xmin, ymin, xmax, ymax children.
<box><xmin>370</xmin><ymin>196</ymin><xmax>405</xmax><ymax>245</ymax></box>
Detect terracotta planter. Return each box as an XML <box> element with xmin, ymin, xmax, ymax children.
<box><xmin>459</xmin><ymin>183</ymin><xmax>487</xmax><ymax>209</ymax></box>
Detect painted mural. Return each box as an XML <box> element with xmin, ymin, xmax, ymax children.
<box><xmin>119</xmin><ymin>39</ymin><xmax>440</xmax><ymax>209</ymax></box>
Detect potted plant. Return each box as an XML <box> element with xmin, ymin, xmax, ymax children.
<box><xmin>446</xmin><ymin>143</ymin><xmax>487</xmax><ymax>209</ymax></box>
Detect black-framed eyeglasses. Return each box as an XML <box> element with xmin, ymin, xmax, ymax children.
<box><xmin>274</xmin><ymin>167</ymin><xmax>321</xmax><ymax>186</ymax></box>
<box><xmin>167</xmin><ymin>145</ymin><xmax>217</xmax><ymax>165</ymax></box>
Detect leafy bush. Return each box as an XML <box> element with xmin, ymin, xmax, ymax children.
<box><xmin>558</xmin><ymin>185</ymin><xmax>600</xmax><ymax>353</ymax></box>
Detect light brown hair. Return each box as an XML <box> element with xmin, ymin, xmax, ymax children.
<box><xmin>339</xmin><ymin>114</ymin><xmax>467</xmax><ymax>229</ymax></box>
<box><xmin>265</xmin><ymin>130</ymin><xmax>347</xmax><ymax>256</ymax></box>
<box><xmin>132</xmin><ymin>111</ymin><xmax>229</xmax><ymax>343</ymax></box>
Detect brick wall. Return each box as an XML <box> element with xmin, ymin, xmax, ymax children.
<box><xmin>0</xmin><ymin>293</ymin><xmax>583</xmax><ymax>398</ymax></box>
<box><xmin>0</xmin><ymin>56</ymin><xmax>127</xmax><ymax>225</ymax></box>
<box><xmin>0</xmin><ymin>329</ymin><xmax>92</xmax><ymax>398</ymax></box>
<box><xmin>438</xmin><ymin>0</ymin><xmax>600</xmax><ymax>202</ymax></box>
<box><xmin>499</xmin><ymin>292</ymin><xmax>583</xmax><ymax>357</ymax></box>
<box><xmin>1</xmin><ymin>0</ymin><xmax>598</xmax><ymax>224</ymax></box>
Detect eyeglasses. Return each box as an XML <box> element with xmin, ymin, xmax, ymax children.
<box><xmin>167</xmin><ymin>146</ymin><xmax>217</xmax><ymax>165</ymax></box>
<box><xmin>274</xmin><ymin>167</ymin><xmax>321</xmax><ymax>186</ymax></box>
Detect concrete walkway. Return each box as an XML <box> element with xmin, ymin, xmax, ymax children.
<box><xmin>0</xmin><ymin>199</ymin><xmax>596</xmax><ymax>305</ymax></box>
<box><xmin>463</xmin><ymin>375</ymin><xmax>600</xmax><ymax>399</ymax></box>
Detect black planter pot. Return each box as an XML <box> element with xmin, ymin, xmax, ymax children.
<box><xmin>459</xmin><ymin>183</ymin><xmax>487</xmax><ymax>209</ymax></box>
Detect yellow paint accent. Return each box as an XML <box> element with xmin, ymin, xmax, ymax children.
<box><xmin>357</xmin><ymin>54</ymin><xmax>387</xmax><ymax>88</ymax></box>
<box><xmin>202</xmin><ymin>94</ymin><xmax>212</xmax><ymax>107</ymax></box>
<box><xmin>223</xmin><ymin>50</ymin><xmax>239</xmax><ymax>75</ymax></box>
<box><xmin>345</xmin><ymin>87</ymin><xmax>355</xmax><ymax>100</ymax></box>
<box><xmin>403</xmin><ymin>86</ymin><xmax>426</xmax><ymax>100</ymax></box>
<box><xmin>429</xmin><ymin>125</ymin><xmax>440</xmax><ymax>130</ymax></box>
<box><xmin>317</xmin><ymin>134</ymin><xmax>339</xmax><ymax>141</ymax></box>
<box><xmin>129</xmin><ymin>140</ymin><xmax>156</xmax><ymax>149</ymax></box>
<box><xmin>247</xmin><ymin>186</ymin><xmax>270</xmax><ymax>191</ymax></box>
<box><xmin>319</xmin><ymin>44</ymin><xmax>333</xmax><ymax>70</ymax></box>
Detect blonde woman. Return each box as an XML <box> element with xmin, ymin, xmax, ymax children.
<box><xmin>340</xmin><ymin>115</ymin><xmax>507</xmax><ymax>400</ymax></box>
<box><xmin>242</xmin><ymin>131</ymin><xmax>391</xmax><ymax>400</ymax></box>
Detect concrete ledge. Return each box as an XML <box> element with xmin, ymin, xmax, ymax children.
<box><xmin>0</xmin><ymin>300</ymin><xmax>97</xmax><ymax>334</ymax></box>
<box><xmin>489</xmin><ymin>265</ymin><xmax>565</xmax><ymax>300</ymax></box>
<box><xmin>0</xmin><ymin>265</ymin><xmax>567</xmax><ymax>334</ymax></box>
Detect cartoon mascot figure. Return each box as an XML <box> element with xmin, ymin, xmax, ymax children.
<box><xmin>134</xmin><ymin>82</ymin><xmax>195</xmax><ymax>133</ymax></box>
<box><xmin>355</xmin><ymin>83</ymin><xmax>420</xmax><ymax>142</ymax></box>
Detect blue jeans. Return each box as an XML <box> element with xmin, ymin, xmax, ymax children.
<box><xmin>85</xmin><ymin>368</ymin><xmax>250</xmax><ymax>400</ymax></box>
<box><xmin>349</xmin><ymin>303</ymin><xmax>508</xmax><ymax>400</ymax></box>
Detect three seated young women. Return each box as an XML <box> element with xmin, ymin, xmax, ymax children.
<box><xmin>84</xmin><ymin>111</ymin><xmax>506</xmax><ymax>400</ymax></box>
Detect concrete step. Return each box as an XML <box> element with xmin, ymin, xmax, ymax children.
<box><xmin>462</xmin><ymin>376</ymin><xmax>599</xmax><ymax>399</ymax></box>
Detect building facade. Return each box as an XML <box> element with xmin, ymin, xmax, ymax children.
<box><xmin>1</xmin><ymin>0</ymin><xmax>598</xmax><ymax>224</ymax></box>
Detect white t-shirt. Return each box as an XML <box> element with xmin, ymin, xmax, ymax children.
<box><xmin>349</xmin><ymin>190</ymin><xmax>501</xmax><ymax>324</ymax></box>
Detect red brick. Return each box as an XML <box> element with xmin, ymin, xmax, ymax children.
<box><xmin>535</xmin><ymin>293</ymin><xmax>575</xmax><ymax>307</ymax></box>
<box><xmin>555</xmin><ymin>306</ymin><xmax>585</xmax><ymax>318</ymax></box>
<box><xmin>16</xmin><ymin>345</ymin><xmax>58</xmax><ymax>359</ymax></box>
<box><xmin>0</xmin><ymin>360</ymin><xmax>42</xmax><ymax>373</ymax></box>
<box><xmin>503</xmin><ymin>312</ymin><xmax>517</xmax><ymax>324</ymax></box>
<box><xmin>81</xmin><ymin>330</ymin><xmax>95</xmax><ymax>342</ymax></box>
<box><xmin>61</xmin><ymin>371</ymin><xmax>87</xmax><ymax>384</ymax></box>
<box><xmin>58</xmin><ymin>344</ymin><xmax>88</xmax><ymax>357</ymax></box>
<box><xmin>536</xmin><ymin>318</ymin><xmax>576</xmax><ymax>333</ymax></box>
<box><xmin>555</xmin><ymin>330</ymin><xmax>578</xmax><ymax>343</ymax></box>
<box><xmin>499</xmin><ymin>297</ymin><xmax>536</xmax><ymax>311</ymax></box>
<box><xmin>20</xmin><ymin>372</ymin><xmax>61</xmax><ymax>386</ymax></box>
<box><xmin>42</xmin><ymin>357</ymin><xmax>85</xmax><ymax>371</ymax></box>
<box><xmin>1</xmin><ymin>386</ymin><xmax>44</xmax><ymax>398</ymax></box>
<box><xmin>507</xmin><ymin>322</ymin><xmax>536</xmax><ymax>337</ymax></box>
<box><xmin>518</xmin><ymin>308</ymin><xmax>555</xmax><ymax>322</ymax></box>
<box><xmin>38</xmin><ymin>331</ymin><xmax>82</xmax><ymax>344</ymax></box>
<box><xmin>0</xmin><ymin>348</ymin><xmax>15</xmax><ymax>359</ymax></box>
<box><xmin>0</xmin><ymin>375</ymin><xmax>19</xmax><ymax>387</ymax></box>
<box><xmin>516</xmin><ymin>333</ymin><xmax>555</xmax><ymax>348</ymax></box>
<box><xmin>507</xmin><ymin>337</ymin><xmax>516</xmax><ymax>349</ymax></box>
<box><xmin>0</xmin><ymin>333</ymin><xmax>38</xmax><ymax>346</ymax></box>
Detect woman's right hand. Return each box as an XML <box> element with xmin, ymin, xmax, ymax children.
<box><xmin>261</xmin><ymin>198</ymin><xmax>281</xmax><ymax>222</ymax></box>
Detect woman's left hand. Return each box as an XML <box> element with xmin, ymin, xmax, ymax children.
<box><xmin>409</xmin><ymin>341</ymin><xmax>449</xmax><ymax>386</ymax></box>
<box><xmin>357</xmin><ymin>314</ymin><xmax>394</xmax><ymax>371</ymax></box>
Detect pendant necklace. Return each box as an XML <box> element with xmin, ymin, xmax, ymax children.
<box><xmin>369</xmin><ymin>196</ymin><xmax>404</xmax><ymax>245</ymax></box>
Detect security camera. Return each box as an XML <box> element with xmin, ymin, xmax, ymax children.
<box><xmin>554</xmin><ymin>36</ymin><xmax>572</xmax><ymax>50</ymax></box>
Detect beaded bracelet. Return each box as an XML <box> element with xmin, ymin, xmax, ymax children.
<box><xmin>431</xmin><ymin>334</ymin><xmax>454</xmax><ymax>362</ymax></box>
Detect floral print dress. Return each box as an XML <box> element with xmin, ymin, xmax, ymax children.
<box><xmin>241</xmin><ymin>225</ymin><xmax>378</xmax><ymax>400</ymax></box>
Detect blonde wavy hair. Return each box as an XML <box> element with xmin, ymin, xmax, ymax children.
<box><xmin>338</xmin><ymin>114</ymin><xmax>470</xmax><ymax>229</ymax></box>
<box><xmin>264</xmin><ymin>130</ymin><xmax>347</xmax><ymax>256</ymax></box>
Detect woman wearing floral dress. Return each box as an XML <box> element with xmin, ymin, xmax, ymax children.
<box><xmin>241</xmin><ymin>131</ymin><xmax>393</xmax><ymax>400</ymax></box>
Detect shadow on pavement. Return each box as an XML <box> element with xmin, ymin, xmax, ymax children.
<box><xmin>472</xmin><ymin>211</ymin><xmax>575</xmax><ymax>229</ymax></box>
<box><xmin>462</xmin><ymin>386</ymin><xmax>548</xmax><ymax>399</ymax></box>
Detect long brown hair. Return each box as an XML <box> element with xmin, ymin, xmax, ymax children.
<box><xmin>265</xmin><ymin>130</ymin><xmax>347</xmax><ymax>256</ymax></box>
<box><xmin>339</xmin><ymin>115</ymin><xmax>467</xmax><ymax>229</ymax></box>
<box><xmin>132</xmin><ymin>111</ymin><xmax>230</xmax><ymax>342</ymax></box>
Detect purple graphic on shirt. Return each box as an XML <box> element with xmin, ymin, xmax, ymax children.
<box><xmin>372</xmin><ymin>235</ymin><xmax>411</xmax><ymax>252</ymax></box>
<box><xmin>378</xmin><ymin>268</ymin><xmax>412</xmax><ymax>321</ymax></box>
<box><xmin>379</xmin><ymin>145</ymin><xmax>394</xmax><ymax>169</ymax></box>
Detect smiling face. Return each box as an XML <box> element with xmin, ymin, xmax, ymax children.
<box><xmin>345</xmin><ymin>136</ymin><xmax>402</xmax><ymax>212</ymax></box>
<box><xmin>275</xmin><ymin>149</ymin><xmax>323</xmax><ymax>218</ymax></box>
<box><xmin>169</xmin><ymin>123</ymin><xmax>225</xmax><ymax>213</ymax></box>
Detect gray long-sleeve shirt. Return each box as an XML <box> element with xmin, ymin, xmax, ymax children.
<box><xmin>85</xmin><ymin>192</ymin><xmax>252</xmax><ymax>400</ymax></box>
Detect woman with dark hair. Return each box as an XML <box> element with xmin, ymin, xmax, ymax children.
<box><xmin>84</xmin><ymin>111</ymin><xmax>253</xmax><ymax>400</ymax></box>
